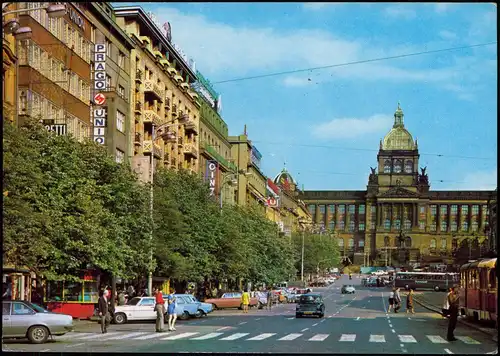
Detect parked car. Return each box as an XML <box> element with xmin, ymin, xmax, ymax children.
<box><xmin>2</xmin><ymin>300</ymin><xmax>74</xmax><ymax>344</ymax></box>
<box><xmin>295</xmin><ymin>294</ymin><xmax>325</xmax><ymax>318</ymax></box>
<box><xmin>113</xmin><ymin>296</ymin><xmax>184</xmax><ymax>324</ymax></box>
<box><xmin>341</xmin><ymin>285</ymin><xmax>356</xmax><ymax>294</ymax></box>
<box><xmin>204</xmin><ymin>292</ymin><xmax>258</xmax><ymax>310</ymax></box>
<box><xmin>168</xmin><ymin>294</ymin><xmax>213</xmax><ymax>320</ymax></box>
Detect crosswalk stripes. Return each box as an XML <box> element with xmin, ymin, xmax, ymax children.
<box><xmin>55</xmin><ymin>331</ymin><xmax>482</xmax><ymax>345</ymax></box>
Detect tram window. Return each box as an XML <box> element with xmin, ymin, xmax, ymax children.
<box><xmin>480</xmin><ymin>270</ymin><xmax>488</xmax><ymax>289</ymax></box>
<box><xmin>489</xmin><ymin>270</ymin><xmax>497</xmax><ymax>289</ymax></box>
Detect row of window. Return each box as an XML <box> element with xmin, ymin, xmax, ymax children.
<box><xmin>383</xmin><ymin>159</ymin><xmax>413</xmax><ymax>174</ymax></box>
<box><xmin>309</xmin><ymin>204</ymin><xmax>368</xmax><ymax>215</ymax></box>
<box><xmin>18</xmin><ymin>40</ymin><xmax>91</xmax><ymax>104</ymax></box>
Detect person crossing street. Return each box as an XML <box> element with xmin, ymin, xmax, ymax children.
<box><xmin>447</xmin><ymin>285</ymin><xmax>460</xmax><ymax>341</ymax></box>
<box><xmin>154</xmin><ymin>288</ymin><xmax>166</xmax><ymax>333</ymax></box>
<box><xmin>98</xmin><ymin>290</ymin><xmax>111</xmax><ymax>334</ymax></box>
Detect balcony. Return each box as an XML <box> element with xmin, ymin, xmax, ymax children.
<box><xmin>164</xmin><ymin>97</ymin><xmax>171</xmax><ymax>110</ymax></box>
<box><xmin>167</xmin><ymin>66</ymin><xmax>177</xmax><ymax>76</ymax></box>
<box><xmin>172</xmin><ymin>104</ymin><xmax>177</xmax><ymax>116</ymax></box>
<box><xmin>163</xmin><ymin>153</ymin><xmax>170</xmax><ymax>163</ymax></box>
<box><xmin>134</xmin><ymin>102</ymin><xmax>142</xmax><ymax>114</ymax></box>
<box><xmin>153</xmin><ymin>49</ymin><xmax>163</xmax><ymax>59</ymax></box>
<box><xmin>134</xmin><ymin>132</ymin><xmax>142</xmax><ymax>146</ymax></box>
<box><xmin>200</xmin><ymin>141</ymin><xmax>238</xmax><ymax>172</ymax></box>
<box><xmin>143</xmin><ymin>110</ymin><xmax>162</xmax><ymax>126</ymax></box>
<box><xmin>171</xmin><ymin>157</ymin><xmax>177</xmax><ymax>167</ymax></box>
<box><xmin>144</xmin><ymin>80</ymin><xmax>164</xmax><ymax>102</ymax></box>
<box><xmin>143</xmin><ymin>140</ymin><xmax>162</xmax><ymax>158</ymax></box>
<box><xmin>135</xmin><ymin>69</ymin><xmax>143</xmax><ymax>83</ymax></box>
<box><xmin>180</xmin><ymin>82</ymin><xmax>189</xmax><ymax>91</ymax></box>
<box><xmin>183</xmin><ymin>142</ymin><xmax>198</xmax><ymax>158</ymax></box>
<box><xmin>184</xmin><ymin>120</ymin><xmax>199</xmax><ymax>135</ymax></box>
<box><xmin>177</xmin><ymin>136</ymin><xmax>184</xmax><ymax>147</ymax></box>
<box><xmin>174</xmin><ymin>74</ymin><xmax>183</xmax><ymax>83</ymax></box>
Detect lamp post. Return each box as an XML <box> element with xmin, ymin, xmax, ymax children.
<box><xmin>147</xmin><ymin>115</ymin><xmax>190</xmax><ymax>296</ymax></box>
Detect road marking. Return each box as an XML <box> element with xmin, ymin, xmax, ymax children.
<box><xmin>65</xmin><ymin>343</ymin><xmax>85</xmax><ymax>348</ymax></box>
<box><xmin>312</xmin><ymin>323</ymin><xmax>318</xmax><ymax>326</ymax></box>
<box><xmin>399</xmin><ymin>335</ymin><xmax>417</xmax><ymax>343</ymax></box>
<box><xmin>247</xmin><ymin>333</ymin><xmax>276</xmax><ymax>341</ymax></box>
<box><xmin>57</xmin><ymin>332</ymin><xmax>93</xmax><ymax>339</ymax></box>
<box><xmin>456</xmin><ymin>336</ymin><xmax>481</xmax><ymax>344</ymax></box>
<box><xmin>301</xmin><ymin>328</ymin><xmax>309</xmax><ymax>332</ymax></box>
<box><xmin>391</xmin><ymin>329</ymin><xmax>396</xmax><ymax>333</ymax></box>
<box><xmin>356</xmin><ymin>317</ymin><xmax>360</xmax><ymax>320</ymax></box>
<box><xmin>445</xmin><ymin>349</ymin><xmax>454</xmax><ymax>354</ymax></box>
<box><xmin>287</xmin><ymin>317</ymin><xmax>295</xmax><ymax>320</ymax></box>
<box><xmin>340</xmin><ymin>334</ymin><xmax>356</xmax><ymax>342</ymax></box>
<box><xmin>40</xmin><ymin>349</ymin><xmax>50</xmax><ymax>352</ymax></box>
<box><xmin>78</xmin><ymin>332</ymin><xmax>120</xmax><ymax>340</ymax></box>
<box><xmin>135</xmin><ymin>333</ymin><xmax>170</xmax><ymax>340</ymax></box>
<box><xmin>255</xmin><ymin>318</ymin><xmax>262</xmax><ymax>321</ymax></box>
<box><xmin>370</xmin><ymin>335</ymin><xmax>386</xmax><ymax>343</ymax></box>
<box><xmin>220</xmin><ymin>333</ymin><xmax>249</xmax><ymax>341</ymax></box>
<box><xmin>278</xmin><ymin>333</ymin><xmax>302</xmax><ymax>341</ymax></box>
<box><xmin>104</xmin><ymin>332</ymin><xmax>149</xmax><ymax>340</ymax></box>
<box><xmin>216</xmin><ymin>326</ymin><xmax>231</xmax><ymax>331</ymax></box>
<box><xmin>161</xmin><ymin>332</ymin><xmax>199</xmax><ymax>340</ymax></box>
<box><xmin>427</xmin><ymin>335</ymin><xmax>449</xmax><ymax>344</ymax></box>
<box><xmin>238</xmin><ymin>321</ymin><xmax>248</xmax><ymax>325</ymax></box>
<box><xmin>309</xmin><ymin>334</ymin><xmax>329</xmax><ymax>341</ymax></box>
<box><xmin>191</xmin><ymin>333</ymin><xmax>224</xmax><ymax>340</ymax></box>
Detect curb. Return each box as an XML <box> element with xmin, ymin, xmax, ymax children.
<box><xmin>414</xmin><ymin>296</ymin><xmax>498</xmax><ymax>342</ymax></box>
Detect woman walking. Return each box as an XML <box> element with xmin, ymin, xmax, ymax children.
<box><xmin>241</xmin><ymin>288</ymin><xmax>250</xmax><ymax>314</ymax></box>
<box><xmin>442</xmin><ymin>287</ymin><xmax>452</xmax><ymax>319</ymax></box>
<box><xmin>167</xmin><ymin>289</ymin><xmax>177</xmax><ymax>331</ymax></box>
<box><xmin>394</xmin><ymin>287</ymin><xmax>402</xmax><ymax>313</ymax></box>
<box><xmin>406</xmin><ymin>289</ymin><xmax>415</xmax><ymax>314</ymax></box>
<box><xmin>387</xmin><ymin>288</ymin><xmax>395</xmax><ymax>313</ymax></box>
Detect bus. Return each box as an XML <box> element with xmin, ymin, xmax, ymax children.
<box><xmin>459</xmin><ymin>258</ymin><xmax>497</xmax><ymax>323</ymax></box>
<box><xmin>395</xmin><ymin>272</ymin><xmax>459</xmax><ymax>291</ymax></box>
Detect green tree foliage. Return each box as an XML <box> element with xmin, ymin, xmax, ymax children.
<box><xmin>291</xmin><ymin>232</ymin><xmax>341</xmax><ymax>274</ymax></box>
<box><xmin>3</xmin><ymin>120</ymin><xmax>151</xmax><ymax>281</ymax></box>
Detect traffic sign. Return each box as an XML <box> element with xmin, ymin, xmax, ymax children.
<box><xmin>94</xmin><ymin>93</ymin><xmax>106</xmax><ymax>106</ymax></box>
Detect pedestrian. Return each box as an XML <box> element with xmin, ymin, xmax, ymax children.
<box><xmin>154</xmin><ymin>288</ymin><xmax>166</xmax><ymax>333</ymax></box>
<box><xmin>241</xmin><ymin>288</ymin><xmax>250</xmax><ymax>314</ymax></box>
<box><xmin>166</xmin><ymin>289</ymin><xmax>177</xmax><ymax>331</ymax></box>
<box><xmin>394</xmin><ymin>287</ymin><xmax>402</xmax><ymax>313</ymax></box>
<box><xmin>447</xmin><ymin>286</ymin><xmax>460</xmax><ymax>341</ymax></box>
<box><xmin>98</xmin><ymin>290</ymin><xmax>111</xmax><ymax>334</ymax></box>
<box><xmin>406</xmin><ymin>289</ymin><xmax>415</xmax><ymax>314</ymax></box>
<box><xmin>442</xmin><ymin>287</ymin><xmax>452</xmax><ymax>319</ymax></box>
<box><xmin>387</xmin><ymin>288</ymin><xmax>395</xmax><ymax>313</ymax></box>
<box><xmin>376</xmin><ymin>277</ymin><xmax>380</xmax><ymax>288</ymax></box>
<box><xmin>266</xmin><ymin>288</ymin><xmax>273</xmax><ymax>310</ymax></box>
<box><xmin>118</xmin><ymin>289</ymin><xmax>126</xmax><ymax>306</ymax></box>
<box><xmin>127</xmin><ymin>285</ymin><xmax>135</xmax><ymax>298</ymax></box>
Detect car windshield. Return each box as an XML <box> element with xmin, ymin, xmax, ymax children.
<box><xmin>128</xmin><ymin>297</ymin><xmax>142</xmax><ymax>306</ymax></box>
<box><xmin>27</xmin><ymin>302</ymin><xmax>49</xmax><ymax>313</ymax></box>
<box><xmin>300</xmin><ymin>295</ymin><xmax>321</xmax><ymax>304</ymax></box>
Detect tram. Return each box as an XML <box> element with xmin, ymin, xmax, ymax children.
<box><xmin>459</xmin><ymin>258</ymin><xmax>497</xmax><ymax>323</ymax></box>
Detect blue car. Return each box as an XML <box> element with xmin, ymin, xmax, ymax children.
<box><xmin>164</xmin><ymin>294</ymin><xmax>213</xmax><ymax>320</ymax></box>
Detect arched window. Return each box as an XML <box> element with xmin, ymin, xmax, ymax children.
<box><xmin>404</xmin><ymin>160</ymin><xmax>413</xmax><ymax>173</ymax></box>
<box><xmin>384</xmin><ymin>236</ymin><xmax>390</xmax><ymax>247</ymax></box>
<box><xmin>393</xmin><ymin>160</ymin><xmax>402</xmax><ymax>173</ymax></box>
<box><xmin>384</xmin><ymin>160</ymin><xmax>391</xmax><ymax>173</ymax></box>
<box><xmin>430</xmin><ymin>238</ymin><xmax>437</xmax><ymax>249</ymax></box>
<box><xmin>441</xmin><ymin>237</ymin><xmax>447</xmax><ymax>250</ymax></box>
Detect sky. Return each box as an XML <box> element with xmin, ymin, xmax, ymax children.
<box><xmin>115</xmin><ymin>2</ymin><xmax>497</xmax><ymax>191</ymax></box>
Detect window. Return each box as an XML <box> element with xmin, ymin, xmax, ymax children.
<box><xmin>338</xmin><ymin>221</ymin><xmax>345</xmax><ymax>231</ymax></box>
<box><xmin>461</xmin><ymin>205</ymin><xmax>469</xmax><ymax>215</ymax></box>
<box><xmin>348</xmin><ymin>238</ymin><xmax>354</xmax><ymax>248</ymax></box>
<box><xmin>328</xmin><ymin>221</ymin><xmax>335</xmax><ymax>231</ymax></box>
<box><xmin>319</xmin><ymin>205</ymin><xmax>326</xmax><ymax>214</ymax></box>
<box><xmin>441</xmin><ymin>237</ymin><xmax>447</xmax><ymax>249</ymax></box>
<box><xmin>461</xmin><ymin>221</ymin><xmax>469</xmax><ymax>232</ymax></box>
<box><xmin>451</xmin><ymin>221</ymin><xmax>458</xmax><ymax>232</ymax></box>
<box><xmin>393</xmin><ymin>160</ymin><xmax>402</xmax><ymax>173</ymax></box>
<box><xmin>430</xmin><ymin>238</ymin><xmax>437</xmax><ymax>249</ymax></box>
<box><xmin>358</xmin><ymin>239</ymin><xmax>365</xmax><ymax>247</ymax></box>
<box><xmin>348</xmin><ymin>220</ymin><xmax>355</xmax><ymax>232</ymax></box>
<box><xmin>472</xmin><ymin>205</ymin><xmax>479</xmax><ymax>215</ymax></box>
<box><xmin>12</xmin><ymin>302</ymin><xmax>34</xmax><ymax>315</ymax></box>
<box><xmin>308</xmin><ymin>205</ymin><xmax>315</xmax><ymax>216</ymax></box>
<box><xmin>384</xmin><ymin>160</ymin><xmax>391</xmax><ymax>173</ymax></box>
<box><xmin>471</xmin><ymin>221</ymin><xmax>478</xmax><ymax>232</ymax></box>
<box><xmin>394</xmin><ymin>219</ymin><xmax>401</xmax><ymax>230</ymax></box>
<box><xmin>404</xmin><ymin>220</ymin><xmax>411</xmax><ymax>230</ymax></box>
<box><xmin>384</xmin><ymin>219</ymin><xmax>391</xmax><ymax>230</ymax></box>
<box><xmin>118</xmin><ymin>51</ymin><xmax>125</xmax><ymax>67</ymax></box>
<box><xmin>420</xmin><ymin>206</ymin><xmax>425</xmax><ymax>214</ymax></box>
<box><xmin>440</xmin><ymin>221</ymin><xmax>447</xmax><ymax>232</ymax></box>
<box><xmin>419</xmin><ymin>221</ymin><xmax>426</xmax><ymax>230</ymax></box>
<box><xmin>451</xmin><ymin>205</ymin><xmax>458</xmax><ymax>215</ymax></box>
<box><xmin>338</xmin><ymin>205</ymin><xmax>345</xmax><ymax>214</ymax></box>
<box><xmin>116</xmin><ymin>110</ymin><xmax>125</xmax><ymax>133</ymax></box>
<box><xmin>115</xmin><ymin>149</ymin><xmax>124</xmax><ymax>163</ymax></box>
<box><xmin>371</xmin><ymin>205</ymin><xmax>376</xmax><ymax>214</ymax></box>
<box><xmin>348</xmin><ymin>205</ymin><xmax>355</xmax><ymax>214</ymax></box>
<box><xmin>106</xmin><ymin>75</ymin><xmax>112</xmax><ymax>90</ymax></box>
<box><xmin>404</xmin><ymin>160</ymin><xmax>413</xmax><ymax>173</ymax></box>
<box><xmin>430</xmin><ymin>222</ymin><xmax>437</xmax><ymax>232</ymax></box>
<box><xmin>359</xmin><ymin>223</ymin><xmax>365</xmax><ymax>231</ymax></box>
<box><xmin>358</xmin><ymin>205</ymin><xmax>365</xmax><ymax>215</ymax></box>
<box><xmin>328</xmin><ymin>205</ymin><xmax>335</xmax><ymax>214</ymax></box>
<box><xmin>106</xmin><ymin>38</ymin><xmax>112</xmax><ymax>58</ymax></box>
<box><xmin>440</xmin><ymin>205</ymin><xmax>448</xmax><ymax>216</ymax></box>
<box><xmin>338</xmin><ymin>238</ymin><xmax>344</xmax><ymax>248</ymax></box>
<box><xmin>430</xmin><ymin>205</ymin><xmax>437</xmax><ymax>215</ymax></box>
<box><xmin>118</xmin><ymin>85</ymin><xmax>125</xmax><ymax>99</ymax></box>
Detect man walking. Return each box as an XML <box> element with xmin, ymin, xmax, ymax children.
<box><xmin>98</xmin><ymin>290</ymin><xmax>110</xmax><ymax>334</ymax></box>
<box><xmin>266</xmin><ymin>288</ymin><xmax>273</xmax><ymax>310</ymax></box>
<box><xmin>394</xmin><ymin>287</ymin><xmax>402</xmax><ymax>313</ymax></box>
<box><xmin>154</xmin><ymin>288</ymin><xmax>166</xmax><ymax>332</ymax></box>
<box><xmin>447</xmin><ymin>286</ymin><xmax>460</xmax><ymax>341</ymax></box>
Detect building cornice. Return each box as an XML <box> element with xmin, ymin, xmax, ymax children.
<box><xmin>88</xmin><ymin>3</ymin><xmax>135</xmax><ymax>50</ymax></box>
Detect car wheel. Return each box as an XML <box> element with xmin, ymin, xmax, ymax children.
<box><xmin>434</xmin><ymin>285</ymin><xmax>440</xmax><ymax>292</ymax></box>
<box><xmin>27</xmin><ymin>325</ymin><xmax>49</xmax><ymax>344</ymax></box>
<box><xmin>212</xmin><ymin>303</ymin><xmax>218</xmax><ymax>310</ymax></box>
<box><xmin>180</xmin><ymin>311</ymin><xmax>190</xmax><ymax>320</ymax></box>
<box><xmin>195</xmin><ymin>309</ymin><xmax>204</xmax><ymax>318</ymax></box>
<box><xmin>114</xmin><ymin>313</ymin><xmax>127</xmax><ymax>325</ymax></box>
<box><xmin>319</xmin><ymin>313</ymin><xmax>324</xmax><ymax>318</ymax></box>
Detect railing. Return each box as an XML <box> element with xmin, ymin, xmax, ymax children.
<box><xmin>184</xmin><ymin>120</ymin><xmax>198</xmax><ymax>134</ymax></box>
<box><xmin>164</xmin><ymin>153</ymin><xmax>170</xmax><ymax>162</ymax></box>
<box><xmin>171</xmin><ymin>158</ymin><xmax>177</xmax><ymax>166</ymax></box>
<box><xmin>136</xmin><ymin>69</ymin><xmax>143</xmax><ymax>82</ymax></box>
<box><xmin>143</xmin><ymin>110</ymin><xmax>162</xmax><ymax>126</ymax></box>
<box><xmin>144</xmin><ymin>80</ymin><xmax>164</xmax><ymax>102</ymax></box>
<box><xmin>201</xmin><ymin>141</ymin><xmax>238</xmax><ymax>172</ymax></box>
<box><xmin>177</xmin><ymin>136</ymin><xmax>184</xmax><ymax>146</ymax></box>
<box><xmin>135</xmin><ymin>102</ymin><xmax>142</xmax><ymax>112</ymax></box>
<box><xmin>164</xmin><ymin>97</ymin><xmax>170</xmax><ymax>109</ymax></box>
<box><xmin>172</xmin><ymin>104</ymin><xmax>177</xmax><ymax>115</ymax></box>
<box><xmin>134</xmin><ymin>132</ymin><xmax>141</xmax><ymax>145</ymax></box>
<box><xmin>183</xmin><ymin>142</ymin><xmax>198</xmax><ymax>158</ymax></box>
<box><xmin>143</xmin><ymin>140</ymin><xmax>162</xmax><ymax>157</ymax></box>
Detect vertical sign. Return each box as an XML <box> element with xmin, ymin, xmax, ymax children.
<box><xmin>206</xmin><ymin>160</ymin><xmax>219</xmax><ymax>197</ymax></box>
<box><xmin>93</xmin><ymin>43</ymin><xmax>107</xmax><ymax>145</ymax></box>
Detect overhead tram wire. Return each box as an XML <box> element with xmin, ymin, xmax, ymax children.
<box><xmin>212</xmin><ymin>42</ymin><xmax>497</xmax><ymax>84</ymax></box>
<box><xmin>252</xmin><ymin>141</ymin><xmax>496</xmax><ymax>161</ymax></box>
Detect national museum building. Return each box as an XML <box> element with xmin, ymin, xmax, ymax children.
<box><xmin>300</xmin><ymin>104</ymin><xmax>496</xmax><ymax>268</ymax></box>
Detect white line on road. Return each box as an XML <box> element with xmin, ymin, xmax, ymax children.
<box><xmin>356</xmin><ymin>317</ymin><xmax>360</xmax><ymax>320</ymax></box>
<box><xmin>444</xmin><ymin>349</ymin><xmax>454</xmax><ymax>354</ymax></box>
<box><xmin>370</xmin><ymin>335</ymin><xmax>386</xmax><ymax>343</ymax></box>
<box><xmin>399</xmin><ymin>335</ymin><xmax>417</xmax><ymax>343</ymax></box>
<box><xmin>287</xmin><ymin>317</ymin><xmax>295</xmax><ymax>320</ymax></box>
<box><xmin>456</xmin><ymin>336</ymin><xmax>481</xmax><ymax>344</ymax></box>
<box><xmin>216</xmin><ymin>326</ymin><xmax>231</xmax><ymax>331</ymax></box>
<box><xmin>340</xmin><ymin>334</ymin><xmax>356</xmax><ymax>342</ymax></box>
<box><xmin>309</xmin><ymin>334</ymin><xmax>329</xmax><ymax>341</ymax></box>
<box><xmin>247</xmin><ymin>333</ymin><xmax>276</xmax><ymax>341</ymax></box>
<box><xmin>220</xmin><ymin>333</ymin><xmax>249</xmax><ymax>341</ymax></box>
<box><xmin>238</xmin><ymin>321</ymin><xmax>248</xmax><ymax>325</ymax></box>
<box><xmin>426</xmin><ymin>335</ymin><xmax>449</xmax><ymax>344</ymax></box>
<box><xmin>104</xmin><ymin>332</ymin><xmax>148</xmax><ymax>340</ymax></box>
<box><xmin>312</xmin><ymin>323</ymin><xmax>318</xmax><ymax>326</ymax></box>
<box><xmin>161</xmin><ymin>332</ymin><xmax>199</xmax><ymax>340</ymax></box>
<box><xmin>255</xmin><ymin>318</ymin><xmax>262</xmax><ymax>321</ymax></box>
<box><xmin>278</xmin><ymin>333</ymin><xmax>302</xmax><ymax>341</ymax></box>
<box><xmin>191</xmin><ymin>333</ymin><xmax>224</xmax><ymax>340</ymax></box>
<box><xmin>301</xmin><ymin>328</ymin><xmax>309</xmax><ymax>332</ymax></box>
<box><xmin>135</xmin><ymin>333</ymin><xmax>168</xmax><ymax>340</ymax></box>
<box><xmin>78</xmin><ymin>332</ymin><xmax>120</xmax><ymax>340</ymax></box>
<box><xmin>391</xmin><ymin>329</ymin><xmax>396</xmax><ymax>333</ymax></box>
<box><xmin>40</xmin><ymin>349</ymin><xmax>50</xmax><ymax>352</ymax></box>
<box><xmin>65</xmin><ymin>343</ymin><xmax>85</xmax><ymax>348</ymax></box>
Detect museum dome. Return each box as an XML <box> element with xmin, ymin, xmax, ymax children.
<box><xmin>381</xmin><ymin>103</ymin><xmax>416</xmax><ymax>150</ymax></box>
<box><xmin>274</xmin><ymin>167</ymin><xmax>297</xmax><ymax>191</ymax></box>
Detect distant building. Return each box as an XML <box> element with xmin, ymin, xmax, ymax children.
<box><xmin>300</xmin><ymin>104</ymin><xmax>494</xmax><ymax>268</ymax></box>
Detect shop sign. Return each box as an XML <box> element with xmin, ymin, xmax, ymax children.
<box><xmin>92</xmin><ymin>43</ymin><xmax>107</xmax><ymax>145</ymax></box>
<box><xmin>266</xmin><ymin>196</ymin><xmax>280</xmax><ymax>208</ymax></box>
<box><xmin>206</xmin><ymin>160</ymin><xmax>219</xmax><ymax>197</ymax></box>
<box><xmin>45</xmin><ymin>124</ymin><xmax>67</xmax><ymax>136</ymax></box>
<box><xmin>250</xmin><ymin>146</ymin><xmax>262</xmax><ymax>168</ymax></box>
<box><xmin>66</xmin><ymin>6</ymin><xmax>85</xmax><ymax>30</ymax></box>
<box><xmin>94</xmin><ymin>44</ymin><xmax>106</xmax><ymax>90</ymax></box>
<box><xmin>93</xmin><ymin>108</ymin><xmax>106</xmax><ymax>145</ymax></box>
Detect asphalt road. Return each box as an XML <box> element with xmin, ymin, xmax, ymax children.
<box><xmin>3</xmin><ymin>275</ymin><xmax>498</xmax><ymax>354</ymax></box>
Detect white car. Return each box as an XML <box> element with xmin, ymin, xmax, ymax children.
<box><xmin>341</xmin><ymin>285</ymin><xmax>356</xmax><ymax>294</ymax></box>
<box><xmin>113</xmin><ymin>297</ymin><xmax>184</xmax><ymax>324</ymax></box>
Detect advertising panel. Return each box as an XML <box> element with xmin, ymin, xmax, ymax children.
<box><xmin>250</xmin><ymin>146</ymin><xmax>262</xmax><ymax>168</ymax></box>
<box><xmin>92</xmin><ymin>43</ymin><xmax>107</xmax><ymax>145</ymax></box>
<box><xmin>206</xmin><ymin>160</ymin><xmax>219</xmax><ymax>197</ymax></box>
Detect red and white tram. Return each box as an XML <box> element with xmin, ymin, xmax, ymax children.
<box><xmin>459</xmin><ymin>258</ymin><xmax>497</xmax><ymax>323</ymax></box>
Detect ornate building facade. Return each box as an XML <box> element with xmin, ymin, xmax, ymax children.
<box><xmin>300</xmin><ymin>104</ymin><xmax>495</xmax><ymax>268</ymax></box>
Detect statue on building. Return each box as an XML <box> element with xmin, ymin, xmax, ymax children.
<box><xmin>418</xmin><ymin>166</ymin><xmax>429</xmax><ymax>185</ymax></box>
<box><xmin>368</xmin><ymin>167</ymin><xmax>378</xmax><ymax>184</ymax></box>
<box><xmin>398</xmin><ymin>229</ymin><xmax>406</xmax><ymax>248</ymax></box>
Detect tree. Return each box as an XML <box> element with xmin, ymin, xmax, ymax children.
<box><xmin>291</xmin><ymin>232</ymin><xmax>341</xmax><ymax>276</ymax></box>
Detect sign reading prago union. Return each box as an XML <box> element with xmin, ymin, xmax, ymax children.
<box><xmin>206</xmin><ymin>160</ymin><xmax>219</xmax><ymax>197</ymax></box>
<box><xmin>93</xmin><ymin>43</ymin><xmax>107</xmax><ymax>145</ymax></box>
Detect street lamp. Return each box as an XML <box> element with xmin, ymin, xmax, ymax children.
<box><xmin>147</xmin><ymin>115</ymin><xmax>190</xmax><ymax>296</ymax></box>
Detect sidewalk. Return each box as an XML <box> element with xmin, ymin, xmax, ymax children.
<box><xmin>413</xmin><ymin>291</ymin><xmax>498</xmax><ymax>342</ymax></box>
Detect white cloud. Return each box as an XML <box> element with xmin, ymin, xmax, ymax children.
<box><xmin>438</xmin><ymin>30</ymin><xmax>457</xmax><ymax>40</ymax></box>
<box><xmin>311</xmin><ymin>114</ymin><xmax>393</xmax><ymax>139</ymax></box>
<box><xmin>453</xmin><ymin>170</ymin><xmax>498</xmax><ymax>191</ymax></box>
<box><xmin>384</xmin><ymin>5</ymin><xmax>417</xmax><ymax>19</ymax></box>
<box><xmin>303</xmin><ymin>3</ymin><xmax>344</xmax><ymax>10</ymax></box>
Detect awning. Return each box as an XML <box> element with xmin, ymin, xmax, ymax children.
<box><xmin>478</xmin><ymin>258</ymin><xmax>497</xmax><ymax>269</ymax></box>
<box><xmin>460</xmin><ymin>260</ymin><xmax>481</xmax><ymax>271</ymax></box>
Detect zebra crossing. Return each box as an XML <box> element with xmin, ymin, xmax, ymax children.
<box><xmin>55</xmin><ymin>331</ymin><xmax>482</xmax><ymax>345</ymax></box>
